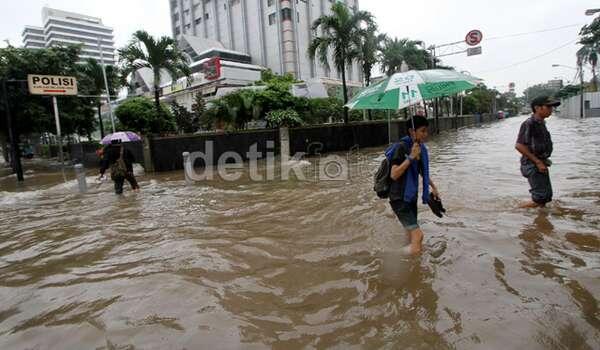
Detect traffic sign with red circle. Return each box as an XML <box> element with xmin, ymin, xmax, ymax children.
<box><xmin>465</xmin><ymin>30</ymin><xmax>483</xmax><ymax>46</ymax></box>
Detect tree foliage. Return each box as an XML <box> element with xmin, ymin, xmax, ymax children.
<box><xmin>118</xmin><ymin>30</ymin><xmax>191</xmax><ymax>116</ymax></box>
<box><xmin>379</xmin><ymin>38</ymin><xmax>433</xmax><ymax>75</ymax></box>
<box><xmin>523</xmin><ymin>84</ymin><xmax>560</xmax><ymax>104</ymax></box>
<box><xmin>171</xmin><ymin>101</ymin><xmax>200</xmax><ymax>134</ymax></box>
<box><xmin>115</xmin><ymin>97</ymin><xmax>175</xmax><ymax>134</ymax></box>
<box><xmin>0</xmin><ymin>45</ymin><xmax>96</xmax><ymax>139</ymax></box>
<box><xmin>77</xmin><ymin>58</ymin><xmax>121</xmax><ymax>137</ymax></box>
<box><xmin>357</xmin><ymin>25</ymin><xmax>386</xmax><ymax>86</ymax></box>
<box><xmin>308</xmin><ymin>2</ymin><xmax>374</xmax><ymax>123</ymax></box>
<box><xmin>265</xmin><ymin>109</ymin><xmax>303</xmax><ymax>128</ymax></box>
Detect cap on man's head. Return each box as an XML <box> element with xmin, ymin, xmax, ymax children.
<box><xmin>531</xmin><ymin>95</ymin><xmax>561</xmax><ymax>110</ymax></box>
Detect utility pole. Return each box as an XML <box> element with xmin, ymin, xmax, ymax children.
<box><xmin>579</xmin><ymin>63</ymin><xmax>585</xmax><ymax>118</ymax></box>
<box><xmin>1</xmin><ymin>79</ymin><xmax>24</xmax><ymax>181</ymax></box>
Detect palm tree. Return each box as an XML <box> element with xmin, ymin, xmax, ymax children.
<box><xmin>358</xmin><ymin>25</ymin><xmax>386</xmax><ymax>87</ymax></box>
<box><xmin>78</xmin><ymin>58</ymin><xmax>119</xmax><ymax>138</ymax></box>
<box><xmin>308</xmin><ymin>3</ymin><xmax>374</xmax><ymax>123</ymax></box>
<box><xmin>118</xmin><ymin>30</ymin><xmax>190</xmax><ymax>117</ymax></box>
<box><xmin>379</xmin><ymin>38</ymin><xmax>431</xmax><ymax>76</ymax></box>
<box><xmin>577</xmin><ymin>44</ymin><xmax>598</xmax><ymax>91</ymax></box>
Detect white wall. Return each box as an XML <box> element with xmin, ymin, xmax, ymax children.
<box><xmin>559</xmin><ymin>92</ymin><xmax>600</xmax><ymax>118</ymax></box>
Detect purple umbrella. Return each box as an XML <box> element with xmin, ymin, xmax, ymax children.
<box><xmin>101</xmin><ymin>131</ymin><xmax>142</xmax><ymax>145</ymax></box>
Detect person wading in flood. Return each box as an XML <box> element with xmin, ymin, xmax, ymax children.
<box><xmin>515</xmin><ymin>95</ymin><xmax>560</xmax><ymax>208</ymax></box>
<box><xmin>99</xmin><ymin>140</ymin><xmax>140</xmax><ymax>195</ymax></box>
<box><xmin>389</xmin><ymin>115</ymin><xmax>441</xmax><ymax>255</ymax></box>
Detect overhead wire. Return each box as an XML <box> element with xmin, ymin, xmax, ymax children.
<box><xmin>475</xmin><ymin>39</ymin><xmax>578</xmax><ymax>75</ymax></box>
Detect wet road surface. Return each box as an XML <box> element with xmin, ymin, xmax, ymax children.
<box><xmin>0</xmin><ymin>115</ymin><xmax>599</xmax><ymax>349</ymax></box>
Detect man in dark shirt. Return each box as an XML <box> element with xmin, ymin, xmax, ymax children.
<box><xmin>389</xmin><ymin>116</ymin><xmax>440</xmax><ymax>255</ymax></box>
<box><xmin>515</xmin><ymin>95</ymin><xmax>559</xmax><ymax>208</ymax></box>
<box><xmin>99</xmin><ymin>140</ymin><xmax>140</xmax><ymax>194</ymax></box>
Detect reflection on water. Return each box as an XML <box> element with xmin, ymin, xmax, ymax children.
<box><xmin>0</xmin><ymin>116</ymin><xmax>599</xmax><ymax>349</ymax></box>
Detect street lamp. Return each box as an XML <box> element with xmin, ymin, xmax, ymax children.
<box><xmin>552</xmin><ymin>64</ymin><xmax>584</xmax><ymax>118</ymax></box>
<box><xmin>585</xmin><ymin>8</ymin><xmax>600</xmax><ymax>16</ymax></box>
<box><xmin>97</xmin><ymin>37</ymin><xmax>116</xmax><ymax>133</ymax></box>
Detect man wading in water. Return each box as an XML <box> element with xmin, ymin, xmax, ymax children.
<box><xmin>99</xmin><ymin>140</ymin><xmax>140</xmax><ymax>195</ymax></box>
<box><xmin>389</xmin><ymin>116</ymin><xmax>441</xmax><ymax>255</ymax></box>
<box><xmin>515</xmin><ymin>95</ymin><xmax>560</xmax><ymax>208</ymax></box>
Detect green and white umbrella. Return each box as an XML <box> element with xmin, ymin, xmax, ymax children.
<box><xmin>346</xmin><ymin>69</ymin><xmax>481</xmax><ymax>110</ymax></box>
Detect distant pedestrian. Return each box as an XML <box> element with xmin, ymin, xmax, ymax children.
<box><xmin>388</xmin><ymin>115</ymin><xmax>441</xmax><ymax>255</ymax></box>
<box><xmin>99</xmin><ymin>140</ymin><xmax>140</xmax><ymax>195</ymax></box>
<box><xmin>515</xmin><ymin>96</ymin><xmax>560</xmax><ymax>208</ymax></box>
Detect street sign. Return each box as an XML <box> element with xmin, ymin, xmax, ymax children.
<box><xmin>467</xmin><ymin>46</ymin><xmax>482</xmax><ymax>56</ymax></box>
<box><xmin>27</xmin><ymin>74</ymin><xmax>78</xmax><ymax>96</ymax></box>
<box><xmin>465</xmin><ymin>30</ymin><xmax>483</xmax><ymax>46</ymax></box>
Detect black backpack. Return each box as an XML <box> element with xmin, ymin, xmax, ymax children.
<box><xmin>373</xmin><ymin>141</ymin><xmax>404</xmax><ymax>199</ymax></box>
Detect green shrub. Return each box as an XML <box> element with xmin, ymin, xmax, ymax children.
<box><xmin>265</xmin><ymin>109</ymin><xmax>303</xmax><ymax>128</ymax></box>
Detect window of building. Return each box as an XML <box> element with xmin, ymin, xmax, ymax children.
<box><xmin>267</xmin><ymin>0</ymin><xmax>273</xmax><ymax>6</ymax></box>
<box><xmin>185</xmin><ymin>23</ymin><xmax>191</xmax><ymax>30</ymax></box>
<box><xmin>173</xmin><ymin>14</ymin><xmax>179</xmax><ymax>22</ymax></box>
<box><xmin>195</xmin><ymin>18</ymin><xmax>202</xmax><ymax>25</ymax></box>
<box><xmin>281</xmin><ymin>8</ymin><xmax>292</xmax><ymax>21</ymax></box>
<box><xmin>268</xmin><ymin>13</ymin><xmax>276</xmax><ymax>25</ymax></box>
<box><xmin>297</xmin><ymin>11</ymin><xmax>300</xmax><ymax>22</ymax></box>
<box><xmin>175</xmin><ymin>27</ymin><xmax>181</xmax><ymax>35</ymax></box>
<box><xmin>184</xmin><ymin>9</ymin><xmax>190</xmax><ymax>16</ymax></box>
<box><xmin>205</xmin><ymin>12</ymin><xmax>210</xmax><ymax>19</ymax></box>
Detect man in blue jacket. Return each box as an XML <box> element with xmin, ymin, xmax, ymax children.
<box><xmin>389</xmin><ymin>115</ymin><xmax>441</xmax><ymax>255</ymax></box>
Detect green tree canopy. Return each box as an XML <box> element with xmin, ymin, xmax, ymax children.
<box><xmin>77</xmin><ymin>58</ymin><xmax>121</xmax><ymax>138</ymax></box>
<box><xmin>115</xmin><ymin>97</ymin><xmax>175</xmax><ymax>134</ymax></box>
<box><xmin>308</xmin><ymin>2</ymin><xmax>374</xmax><ymax>123</ymax></box>
<box><xmin>118</xmin><ymin>30</ymin><xmax>190</xmax><ymax>117</ymax></box>
<box><xmin>0</xmin><ymin>45</ymin><xmax>96</xmax><ymax>138</ymax></box>
<box><xmin>379</xmin><ymin>38</ymin><xmax>432</xmax><ymax>75</ymax></box>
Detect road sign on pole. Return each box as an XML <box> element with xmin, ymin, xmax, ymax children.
<box><xmin>467</xmin><ymin>46</ymin><xmax>482</xmax><ymax>56</ymax></box>
<box><xmin>465</xmin><ymin>30</ymin><xmax>483</xmax><ymax>46</ymax></box>
<box><xmin>27</xmin><ymin>74</ymin><xmax>78</xmax><ymax>96</ymax></box>
<box><xmin>27</xmin><ymin>74</ymin><xmax>77</xmax><ymax>179</ymax></box>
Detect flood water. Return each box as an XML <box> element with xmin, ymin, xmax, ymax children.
<box><xmin>1</xmin><ymin>115</ymin><xmax>599</xmax><ymax>349</ymax></box>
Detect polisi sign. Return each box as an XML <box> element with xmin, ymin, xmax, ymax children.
<box><xmin>28</xmin><ymin>74</ymin><xmax>78</xmax><ymax>96</ymax></box>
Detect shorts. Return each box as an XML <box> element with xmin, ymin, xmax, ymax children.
<box><xmin>390</xmin><ymin>200</ymin><xmax>419</xmax><ymax>231</ymax></box>
<box><xmin>521</xmin><ymin>162</ymin><xmax>553</xmax><ymax>204</ymax></box>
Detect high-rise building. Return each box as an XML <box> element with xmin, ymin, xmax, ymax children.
<box><xmin>22</xmin><ymin>26</ymin><xmax>46</xmax><ymax>49</ymax></box>
<box><xmin>22</xmin><ymin>7</ymin><xmax>116</xmax><ymax>65</ymax></box>
<box><xmin>168</xmin><ymin>0</ymin><xmax>362</xmax><ymax>85</ymax></box>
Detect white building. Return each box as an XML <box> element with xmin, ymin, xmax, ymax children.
<box><xmin>22</xmin><ymin>7</ymin><xmax>116</xmax><ymax>65</ymax></box>
<box><xmin>168</xmin><ymin>0</ymin><xmax>362</xmax><ymax>86</ymax></box>
<box><xmin>558</xmin><ymin>91</ymin><xmax>600</xmax><ymax>118</ymax></box>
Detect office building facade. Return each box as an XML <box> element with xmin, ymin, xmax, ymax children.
<box><xmin>168</xmin><ymin>0</ymin><xmax>362</xmax><ymax>85</ymax></box>
<box><xmin>22</xmin><ymin>7</ymin><xmax>116</xmax><ymax>65</ymax></box>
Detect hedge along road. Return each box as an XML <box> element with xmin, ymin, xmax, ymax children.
<box><xmin>0</xmin><ymin>115</ymin><xmax>598</xmax><ymax>349</ymax></box>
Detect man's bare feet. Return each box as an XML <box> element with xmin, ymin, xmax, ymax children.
<box><xmin>519</xmin><ymin>201</ymin><xmax>544</xmax><ymax>209</ymax></box>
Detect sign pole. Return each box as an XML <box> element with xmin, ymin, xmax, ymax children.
<box><xmin>52</xmin><ymin>96</ymin><xmax>66</xmax><ymax>181</ymax></box>
<box><xmin>2</xmin><ymin>79</ymin><xmax>24</xmax><ymax>182</ymax></box>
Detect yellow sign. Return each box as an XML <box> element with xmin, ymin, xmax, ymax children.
<box><xmin>27</xmin><ymin>74</ymin><xmax>78</xmax><ymax>96</ymax></box>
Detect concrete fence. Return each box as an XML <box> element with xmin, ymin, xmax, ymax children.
<box><xmin>67</xmin><ymin>114</ymin><xmax>497</xmax><ymax>172</ymax></box>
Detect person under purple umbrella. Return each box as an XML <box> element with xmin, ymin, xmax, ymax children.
<box><xmin>101</xmin><ymin>131</ymin><xmax>142</xmax><ymax>145</ymax></box>
<box><xmin>99</xmin><ymin>139</ymin><xmax>140</xmax><ymax>195</ymax></box>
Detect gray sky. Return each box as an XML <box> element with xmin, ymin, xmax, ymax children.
<box><xmin>1</xmin><ymin>0</ymin><xmax>597</xmax><ymax>95</ymax></box>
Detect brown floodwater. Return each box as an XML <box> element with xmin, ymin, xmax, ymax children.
<box><xmin>0</xmin><ymin>115</ymin><xmax>599</xmax><ymax>349</ymax></box>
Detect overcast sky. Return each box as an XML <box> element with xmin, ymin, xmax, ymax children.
<box><xmin>1</xmin><ymin>0</ymin><xmax>598</xmax><ymax>95</ymax></box>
